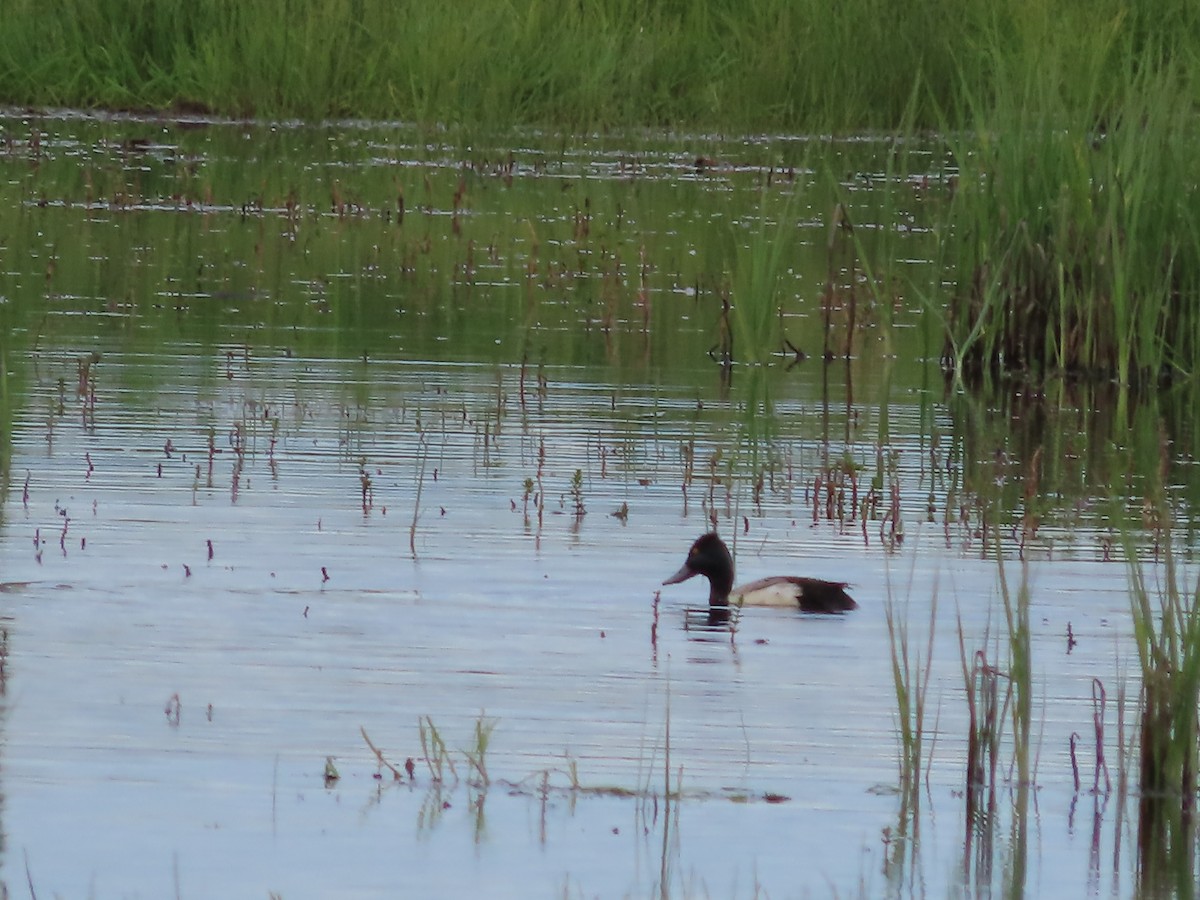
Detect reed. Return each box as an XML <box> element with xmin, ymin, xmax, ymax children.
<box><xmin>0</xmin><ymin>0</ymin><xmax>921</xmax><ymax>128</ymax></box>
<box><xmin>1126</xmin><ymin>528</ymin><xmax>1200</xmax><ymax>895</ymax></box>
<box><xmin>884</xmin><ymin>584</ymin><xmax>935</xmax><ymax>792</ymax></box>
<box><xmin>959</xmin><ymin>630</ymin><xmax>1005</xmax><ymax>831</ymax></box>
<box><xmin>820</xmin><ymin>82</ymin><xmax>925</xmax><ymax>359</ymax></box>
<box><xmin>569</xmin><ymin>468</ymin><xmax>586</xmax><ymax>521</ymax></box>
<box><xmin>418</xmin><ymin>715</ymin><xmax>459</xmax><ymax>786</ymax></box>
<box><xmin>409</xmin><ymin>434</ymin><xmax>429</xmax><ymax>559</ymax></box>
<box><xmin>360</xmin><ymin>726</ymin><xmax>406</xmax><ymax>782</ymax></box>
<box><xmin>0</xmin><ymin>346</ymin><xmax>9</xmax><ymax>520</ymax></box>
<box><xmin>6</xmin><ymin>0</ymin><xmax>1193</xmax><ymax>132</ymax></box>
<box><xmin>993</xmin><ymin>544</ymin><xmax>1032</xmax><ymax>790</ymax></box>
<box><xmin>883</xmin><ymin>578</ymin><xmax>936</xmax><ymax>869</ymax></box>
<box><xmin>721</xmin><ymin>195</ymin><xmax>801</xmax><ymax>470</ymax></box>
<box><xmin>462</xmin><ymin>714</ymin><xmax>499</xmax><ymax>788</ymax></box>
<box><xmin>941</xmin><ymin>50</ymin><xmax>1200</xmax><ymax>385</ymax></box>
<box><xmin>953</xmin><ymin>525</ymin><xmax>1036</xmax><ymax>893</ymax></box>
<box><xmin>729</xmin><ymin>202</ymin><xmax>793</xmax><ymax>368</ymax></box>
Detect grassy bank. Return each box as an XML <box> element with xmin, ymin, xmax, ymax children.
<box><xmin>0</xmin><ymin>0</ymin><xmax>1195</xmax><ymax>131</ymax></box>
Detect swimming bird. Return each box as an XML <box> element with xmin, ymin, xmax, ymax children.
<box><xmin>662</xmin><ymin>533</ymin><xmax>857</xmax><ymax>624</ymax></box>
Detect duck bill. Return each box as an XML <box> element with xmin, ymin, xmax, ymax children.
<box><xmin>662</xmin><ymin>563</ymin><xmax>698</xmax><ymax>586</ymax></box>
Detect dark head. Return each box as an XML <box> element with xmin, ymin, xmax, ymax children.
<box><xmin>663</xmin><ymin>533</ymin><xmax>735</xmax><ymax>608</ymax></box>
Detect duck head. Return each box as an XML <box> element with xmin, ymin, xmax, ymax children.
<box><xmin>663</xmin><ymin>532</ymin><xmax>735</xmax><ymax>608</ymax></box>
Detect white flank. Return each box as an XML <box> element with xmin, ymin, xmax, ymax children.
<box><xmin>732</xmin><ymin>577</ymin><xmax>801</xmax><ymax>608</ymax></box>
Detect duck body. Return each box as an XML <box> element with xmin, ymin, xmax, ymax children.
<box><xmin>732</xmin><ymin>575</ymin><xmax>856</xmax><ymax>611</ymax></box>
<box><xmin>663</xmin><ymin>533</ymin><xmax>856</xmax><ymax>623</ymax></box>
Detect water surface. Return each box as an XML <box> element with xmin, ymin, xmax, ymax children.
<box><xmin>0</xmin><ymin>110</ymin><xmax>1187</xmax><ymax>897</ymax></box>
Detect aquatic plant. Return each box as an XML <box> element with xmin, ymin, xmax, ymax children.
<box><xmin>1126</xmin><ymin>527</ymin><xmax>1200</xmax><ymax>895</ymax></box>
<box><xmin>521</xmin><ymin>476</ymin><xmax>535</xmax><ymax>525</ymax></box>
<box><xmin>729</xmin><ymin>202</ymin><xmax>793</xmax><ymax>369</ymax></box>
<box><xmin>942</xmin><ymin>56</ymin><xmax>1200</xmax><ymax>386</ymax></box>
<box><xmin>0</xmin><ymin>348</ymin><xmax>10</xmax><ymax>520</ymax></box>
<box><xmin>882</xmin><ymin>564</ymin><xmax>938</xmax><ymax>894</ymax></box>
<box><xmin>819</xmin><ymin>87</ymin><xmax>925</xmax><ymax>361</ymax></box>
<box><xmin>358</xmin><ymin>458</ymin><xmax>374</xmax><ymax>514</ymax></box>
<box><xmin>0</xmin><ymin>0</ymin><xmax>954</xmax><ymax>129</ymax></box>
<box><xmin>323</xmin><ymin>756</ymin><xmax>340</xmax><ymax>786</ymax></box>
<box><xmin>418</xmin><ymin>715</ymin><xmax>459</xmax><ymax>786</ymax></box>
<box><xmin>360</xmin><ymin>726</ymin><xmax>407</xmax><ymax>781</ymax></box>
<box><xmin>0</xmin><ymin>628</ymin><xmax>9</xmax><ymax>696</ymax></box>
<box><xmin>959</xmin><ymin>635</ymin><xmax>1003</xmax><ymax>824</ymax></box>
<box><xmin>6</xmin><ymin>0</ymin><xmax>1196</xmax><ymax>135</ymax></box>
<box><xmin>994</xmin><ymin>549</ymin><xmax>1033</xmax><ymax>790</ymax></box>
<box><xmin>462</xmin><ymin>714</ymin><xmax>499</xmax><ymax>787</ymax></box>
<box><xmin>951</xmin><ymin>531</ymin><xmax>1036</xmax><ymax>893</ymax></box>
<box><xmin>884</xmin><ymin>585</ymin><xmax>936</xmax><ymax>810</ymax></box>
<box><xmin>403</xmin><ymin>715</ymin><xmax>504</xmax><ymax>789</ymax></box>
<box><xmin>409</xmin><ymin>434</ymin><xmax>430</xmax><ymax>558</ymax></box>
<box><xmin>1069</xmin><ymin>678</ymin><xmax>1113</xmax><ymax>797</ymax></box>
<box><xmin>569</xmin><ymin>468</ymin><xmax>586</xmax><ymax>521</ymax></box>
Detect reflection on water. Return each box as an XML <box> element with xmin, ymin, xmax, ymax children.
<box><xmin>0</xmin><ymin>111</ymin><xmax>1195</xmax><ymax>896</ymax></box>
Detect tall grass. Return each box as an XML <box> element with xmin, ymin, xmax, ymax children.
<box><xmin>941</xmin><ymin>44</ymin><xmax>1200</xmax><ymax>385</ymax></box>
<box><xmin>0</xmin><ymin>0</ymin><xmax>907</xmax><ymax>127</ymax></box>
<box><xmin>1127</xmin><ymin>529</ymin><xmax>1200</xmax><ymax>895</ymax></box>
<box><xmin>994</xmin><ymin>548</ymin><xmax>1032</xmax><ymax>790</ymax></box>
<box><xmin>418</xmin><ymin>715</ymin><xmax>459</xmax><ymax>786</ymax></box>
<box><xmin>953</xmin><ymin>525</ymin><xmax>1034</xmax><ymax>893</ymax></box>
<box><xmin>1</xmin><ymin>0</ymin><xmax>1195</xmax><ymax>131</ymax></box>
<box><xmin>884</xmin><ymin>583</ymin><xmax>936</xmax><ymax>851</ymax></box>
<box><xmin>0</xmin><ymin>345</ymin><xmax>9</xmax><ymax>522</ymax></box>
<box><xmin>729</xmin><ymin>207</ymin><xmax>793</xmax><ymax>371</ymax></box>
<box><xmin>724</xmin><ymin>197</ymin><xmax>795</xmax><ymax>447</ymax></box>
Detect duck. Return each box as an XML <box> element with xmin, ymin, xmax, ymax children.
<box><xmin>662</xmin><ymin>532</ymin><xmax>857</xmax><ymax>624</ymax></box>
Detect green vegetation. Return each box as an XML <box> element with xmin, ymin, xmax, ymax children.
<box><xmin>729</xmin><ymin>207</ymin><xmax>794</xmax><ymax>370</ymax></box>
<box><xmin>0</xmin><ymin>0</ymin><xmax>1192</xmax><ymax>133</ymax></box>
<box><xmin>883</xmin><ymin>578</ymin><xmax>935</xmax><ymax>872</ymax></box>
<box><xmin>1127</xmin><ymin>521</ymin><xmax>1200</xmax><ymax>895</ymax></box>
<box><xmin>725</xmin><ymin>202</ymin><xmax>796</xmax><ymax>458</ymax></box>
<box><xmin>941</xmin><ymin>60</ymin><xmax>1200</xmax><ymax>384</ymax></box>
<box><xmin>3</xmin><ymin>1</ymin><xmax>1199</xmax><ymax>382</ymax></box>
<box><xmin>418</xmin><ymin>715</ymin><xmax>459</xmax><ymax>785</ymax></box>
<box><xmin>462</xmin><ymin>714</ymin><xmax>499</xmax><ymax>787</ymax></box>
<box><xmin>0</xmin><ymin>0</ymin><xmax>877</xmax><ymax>125</ymax></box>
<box><xmin>0</xmin><ymin>344</ymin><xmax>10</xmax><ymax>520</ymax></box>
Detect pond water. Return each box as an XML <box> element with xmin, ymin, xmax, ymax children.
<box><xmin>0</xmin><ymin>110</ymin><xmax>1196</xmax><ymax>897</ymax></box>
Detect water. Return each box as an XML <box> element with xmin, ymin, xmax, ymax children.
<box><xmin>0</xmin><ymin>110</ymin><xmax>1189</xmax><ymax>897</ymax></box>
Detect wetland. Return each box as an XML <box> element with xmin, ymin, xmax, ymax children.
<box><xmin>1</xmin><ymin>109</ymin><xmax>1199</xmax><ymax>897</ymax></box>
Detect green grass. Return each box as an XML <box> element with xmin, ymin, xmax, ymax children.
<box><xmin>418</xmin><ymin>715</ymin><xmax>459</xmax><ymax>785</ymax></box>
<box><xmin>1126</xmin><ymin>524</ymin><xmax>1200</xmax><ymax>895</ymax></box>
<box><xmin>993</xmin><ymin>546</ymin><xmax>1033</xmax><ymax>790</ymax></box>
<box><xmin>730</xmin><ymin>206</ymin><xmax>793</xmax><ymax>369</ymax></box>
<box><xmin>724</xmin><ymin>196</ymin><xmax>796</xmax><ymax>458</ymax></box>
<box><xmin>884</xmin><ymin>580</ymin><xmax>936</xmax><ymax>826</ymax></box>
<box><xmin>0</xmin><ymin>345</ymin><xmax>9</xmax><ymax>523</ymax></box>
<box><xmin>462</xmin><ymin>713</ymin><xmax>499</xmax><ymax>787</ymax></box>
<box><xmin>0</xmin><ymin>0</ymin><xmax>1195</xmax><ymax>132</ymax></box>
<box><xmin>939</xmin><ymin>38</ymin><xmax>1200</xmax><ymax>385</ymax></box>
